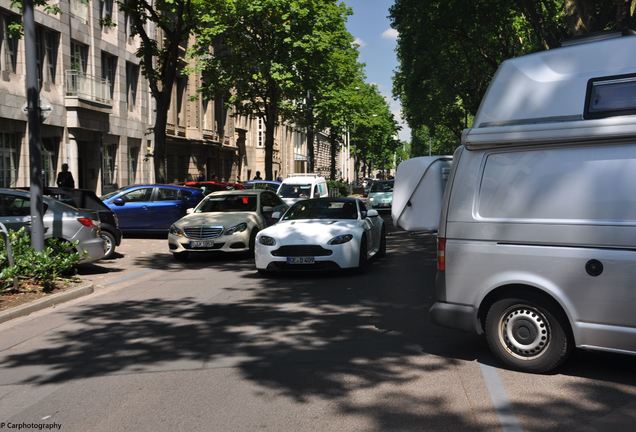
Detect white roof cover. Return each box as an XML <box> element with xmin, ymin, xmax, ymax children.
<box><xmin>474</xmin><ymin>35</ymin><xmax>636</xmax><ymax>128</ymax></box>
<box><xmin>392</xmin><ymin>156</ymin><xmax>452</xmax><ymax>232</ymax></box>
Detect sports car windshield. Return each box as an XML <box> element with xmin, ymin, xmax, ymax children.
<box><xmin>196</xmin><ymin>195</ymin><xmax>257</xmax><ymax>213</ymax></box>
<box><xmin>279</xmin><ymin>184</ymin><xmax>311</xmax><ymax>198</ymax></box>
<box><xmin>282</xmin><ymin>200</ymin><xmax>358</xmax><ymax>220</ymax></box>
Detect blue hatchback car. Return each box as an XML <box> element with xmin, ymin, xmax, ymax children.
<box><xmin>102</xmin><ymin>184</ymin><xmax>204</xmax><ymax>232</ymax></box>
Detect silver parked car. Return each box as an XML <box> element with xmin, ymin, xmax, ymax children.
<box><xmin>0</xmin><ymin>188</ymin><xmax>105</xmax><ymax>263</ymax></box>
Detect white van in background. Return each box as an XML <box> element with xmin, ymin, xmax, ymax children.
<box><xmin>393</xmin><ymin>33</ymin><xmax>636</xmax><ymax>373</ymax></box>
<box><xmin>277</xmin><ymin>174</ymin><xmax>329</xmax><ymax>206</ymax></box>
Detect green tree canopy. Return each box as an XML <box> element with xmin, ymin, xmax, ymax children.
<box><xmin>391</xmin><ymin>0</ymin><xmax>636</xmax><ymax>157</ymax></box>
<box><xmin>195</xmin><ymin>0</ymin><xmax>360</xmax><ymax>180</ymax></box>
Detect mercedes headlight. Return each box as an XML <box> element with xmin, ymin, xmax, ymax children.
<box><xmin>224</xmin><ymin>222</ymin><xmax>248</xmax><ymax>235</ymax></box>
<box><xmin>328</xmin><ymin>234</ymin><xmax>353</xmax><ymax>245</ymax></box>
<box><xmin>169</xmin><ymin>225</ymin><xmax>185</xmax><ymax>237</ymax></box>
<box><xmin>259</xmin><ymin>235</ymin><xmax>276</xmax><ymax>246</ymax></box>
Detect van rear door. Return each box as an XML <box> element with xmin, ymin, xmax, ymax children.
<box><xmin>392</xmin><ymin>156</ymin><xmax>453</xmax><ymax>231</ymax></box>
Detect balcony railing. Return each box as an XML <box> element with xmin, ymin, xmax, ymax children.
<box><xmin>65</xmin><ymin>70</ymin><xmax>112</xmax><ymax>105</ymax></box>
<box><xmin>69</xmin><ymin>0</ymin><xmax>88</xmax><ymax>23</ymax></box>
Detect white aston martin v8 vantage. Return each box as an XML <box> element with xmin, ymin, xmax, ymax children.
<box><xmin>255</xmin><ymin>198</ymin><xmax>386</xmax><ymax>273</ymax></box>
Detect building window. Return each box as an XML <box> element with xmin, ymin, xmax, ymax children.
<box><xmin>128</xmin><ymin>145</ymin><xmax>139</xmax><ymax>184</ymax></box>
<box><xmin>0</xmin><ymin>133</ymin><xmax>18</xmax><ymax>188</ymax></box>
<box><xmin>0</xmin><ymin>13</ymin><xmax>18</xmax><ymax>74</ymax></box>
<box><xmin>176</xmin><ymin>76</ymin><xmax>187</xmax><ymax>127</ymax></box>
<box><xmin>99</xmin><ymin>0</ymin><xmax>114</xmax><ymax>25</ymax></box>
<box><xmin>101</xmin><ymin>51</ymin><xmax>117</xmax><ymax>99</ymax></box>
<box><xmin>70</xmin><ymin>41</ymin><xmax>88</xmax><ymax>74</ymax></box>
<box><xmin>36</xmin><ymin>27</ymin><xmax>59</xmax><ymax>84</ymax></box>
<box><xmin>126</xmin><ymin>61</ymin><xmax>139</xmax><ymax>111</ymax></box>
<box><xmin>257</xmin><ymin>118</ymin><xmax>264</xmax><ymax>147</ymax></box>
<box><xmin>41</xmin><ymin>137</ymin><xmax>59</xmax><ymax>187</ymax></box>
<box><xmin>124</xmin><ymin>12</ymin><xmax>134</xmax><ymax>38</ymax></box>
<box><xmin>102</xmin><ymin>143</ymin><xmax>117</xmax><ymax>186</ymax></box>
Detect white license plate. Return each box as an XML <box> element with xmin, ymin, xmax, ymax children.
<box><xmin>190</xmin><ymin>240</ymin><xmax>215</xmax><ymax>248</ymax></box>
<box><xmin>286</xmin><ymin>257</ymin><xmax>315</xmax><ymax>264</ymax></box>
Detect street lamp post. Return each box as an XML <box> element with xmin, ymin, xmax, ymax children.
<box><xmin>24</xmin><ymin>0</ymin><xmax>45</xmax><ymax>251</ymax></box>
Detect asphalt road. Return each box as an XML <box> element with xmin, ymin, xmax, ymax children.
<box><xmin>0</xmin><ymin>215</ymin><xmax>634</xmax><ymax>431</ymax></box>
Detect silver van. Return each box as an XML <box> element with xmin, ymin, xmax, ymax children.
<box><xmin>393</xmin><ymin>34</ymin><xmax>636</xmax><ymax>372</ymax></box>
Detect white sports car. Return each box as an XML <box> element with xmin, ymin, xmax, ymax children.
<box><xmin>255</xmin><ymin>198</ymin><xmax>386</xmax><ymax>273</ymax></box>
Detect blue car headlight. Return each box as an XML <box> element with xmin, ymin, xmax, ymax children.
<box><xmin>169</xmin><ymin>225</ymin><xmax>185</xmax><ymax>237</ymax></box>
<box><xmin>328</xmin><ymin>234</ymin><xmax>353</xmax><ymax>245</ymax></box>
<box><xmin>224</xmin><ymin>222</ymin><xmax>248</xmax><ymax>235</ymax></box>
<box><xmin>259</xmin><ymin>235</ymin><xmax>276</xmax><ymax>246</ymax></box>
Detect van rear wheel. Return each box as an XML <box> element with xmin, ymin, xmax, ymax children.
<box><xmin>485</xmin><ymin>296</ymin><xmax>571</xmax><ymax>373</ymax></box>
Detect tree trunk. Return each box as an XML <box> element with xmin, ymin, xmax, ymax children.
<box><xmin>329</xmin><ymin>130</ymin><xmax>338</xmax><ymax>180</ymax></box>
<box><xmin>516</xmin><ymin>0</ymin><xmax>561</xmax><ymax>49</ymax></box>
<box><xmin>564</xmin><ymin>0</ymin><xmax>596</xmax><ymax>35</ymax></box>
<box><xmin>264</xmin><ymin>105</ymin><xmax>277</xmax><ymax>181</ymax></box>
<box><xmin>154</xmin><ymin>95</ymin><xmax>170</xmax><ymax>183</ymax></box>
<box><xmin>306</xmin><ymin>95</ymin><xmax>315</xmax><ymax>173</ymax></box>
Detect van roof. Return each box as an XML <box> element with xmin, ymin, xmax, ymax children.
<box><xmin>465</xmin><ymin>35</ymin><xmax>636</xmax><ymax>148</ymax></box>
<box><xmin>281</xmin><ymin>175</ymin><xmax>324</xmax><ymax>184</ymax></box>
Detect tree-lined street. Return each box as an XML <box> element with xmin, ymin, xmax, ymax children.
<box><xmin>1</xmin><ymin>218</ymin><xmax>635</xmax><ymax>431</ymax></box>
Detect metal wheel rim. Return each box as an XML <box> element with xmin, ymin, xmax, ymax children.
<box><xmin>498</xmin><ymin>305</ymin><xmax>551</xmax><ymax>360</ymax></box>
<box><xmin>101</xmin><ymin>233</ymin><xmax>114</xmax><ymax>256</ymax></box>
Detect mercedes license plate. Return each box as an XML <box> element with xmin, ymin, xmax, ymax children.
<box><xmin>190</xmin><ymin>240</ymin><xmax>215</xmax><ymax>248</ymax></box>
<box><xmin>287</xmin><ymin>257</ymin><xmax>315</xmax><ymax>264</ymax></box>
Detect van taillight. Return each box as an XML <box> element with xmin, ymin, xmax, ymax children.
<box><xmin>77</xmin><ymin>217</ymin><xmax>96</xmax><ymax>228</ymax></box>
<box><xmin>437</xmin><ymin>237</ymin><xmax>446</xmax><ymax>272</ymax></box>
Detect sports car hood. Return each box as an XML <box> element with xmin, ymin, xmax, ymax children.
<box><xmin>174</xmin><ymin>211</ymin><xmax>259</xmax><ymax>229</ymax></box>
<box><xmin>260</xmin><ymin>219</ymin><xmax>360</xmax><ymax>244</ymax></box>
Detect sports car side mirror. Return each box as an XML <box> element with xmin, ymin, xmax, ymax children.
<box><xmin>186</xmin><ymin>208</ymin><xmax>194</xmax><ymax>214</ymax></box>
<box><xmin>113</xmin><ymin>198</ymin><xmax>125</xmax><ymax>206</ymax></box>
<box><xmin>272</xmin><ymin>211</ymin><xmax>281</xmax><ymax>219</ymax></box>
<box><xmin>366</xmin><ymin>209</ymin><xmax>379</xmax><ymax>218</ymax></box>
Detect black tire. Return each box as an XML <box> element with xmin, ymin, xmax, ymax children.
<box><xmin>485</xmin><ymin>295</ymin><xmax>572</xmax><ymax>373</ymax></box>
<box><xmin>248</xmin><ymin>229</ymin><xmax>258</xmax><ymax>257</ymax></box>
<box><xmin>173</xmin><ymin>251</ymin><xmax>189</xmax><ymax>262</ymax></box>
<box><xmin>257</xmin><ymin>268</ymin><xmax>270</xmax><ymax>276</ymax></box>
<box><xmin>357</xmin><ymin>235</ymin><xmax>368</xmax><ymax>271</ymax></box>
<box><xmin>376</xmin><ymin>225</ymin><xmax>386</xmax><ymax>258</ymax></box>
<box><xmin>100</xmin><ymin>231</ymin><xmax>116</xmax><ymax>259</ymax></box>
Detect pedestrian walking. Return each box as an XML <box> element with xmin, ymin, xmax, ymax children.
<box><xmin>253</xmin><ymin>171</ymin><xmax>263</xmax><ymax>180</ymax></box>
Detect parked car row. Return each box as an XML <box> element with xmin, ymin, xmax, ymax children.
<box><xmin>2</xmin><ymin>174</ymin><xmax>383</xmax><ymax>269</ymax></box>
<box><xmin>167</xmin><ymin>188</ymin><xmax>387</xmax><ymax>274</ymax></box>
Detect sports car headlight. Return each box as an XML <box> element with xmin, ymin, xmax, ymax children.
<box><xmin>328</xmin><ymin>234</ymin><xmax>353</xmax><ymax>245</ymax></box>
<box><xmin>169</xmin><ymin>225</ymin><xmax>185</xmax><ymax>237</ymax></box>
<box><xmin>259</xmin><ymin>235</ymin><xmax>276</xmax><ymax>246</ymax></box>
<box><xmin>224</xmin><ymin>222</ymin><xmax>248</xmax><ymax>235</ymax></box>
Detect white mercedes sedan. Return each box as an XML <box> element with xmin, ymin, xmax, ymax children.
<box><xmin>168</xmin><ymin>190</ymin><xmax>288</xmax><ymax>260</ymax></box>
<box><xmin>255</xmin><ymin>198</ymin><xmax>386</xmax><ymax>273</ymax></box>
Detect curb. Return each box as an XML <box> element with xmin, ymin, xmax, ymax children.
<box><xmin>0</xmin><ymin>282</ymin><xmax>94</xmax><ymax>325</ymax></box>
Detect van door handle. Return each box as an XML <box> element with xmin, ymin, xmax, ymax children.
<box><xmin>585</xmin><ymin>259</ymin><xmax>603</xmax><ymax>277</ymax></box>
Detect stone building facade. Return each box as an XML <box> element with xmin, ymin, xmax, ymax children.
<box><xmin>0</xmin><ymin>0</ymin><xmax>352</xmax><ymax>192</ymax></box>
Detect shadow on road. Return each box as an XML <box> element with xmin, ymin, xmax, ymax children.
<box><xmin>2</xmin><ymin>216</ymin><xmax>635</xmax><ymax>431</ymax></box>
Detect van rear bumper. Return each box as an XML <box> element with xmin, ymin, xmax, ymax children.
<box><xmin>429</xmin><ymin>302</ymin><xmax>477</xmax><ymax>333</ymax></box>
